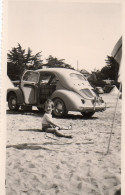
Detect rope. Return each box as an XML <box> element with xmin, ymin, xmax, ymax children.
<box><xmin>106</xmin><ymin>82</ymin><xmax>121</xmax><ymax>154</ymax></box>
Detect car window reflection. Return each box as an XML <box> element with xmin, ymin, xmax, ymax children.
<box><xmin>70</xmin><ymin>73</ymin><xmax>86</xmax><ymax>81</ymax></box>
<box><xmin>23</xmin><ymin>71</ymin><xmax>39</xmax><ymax>83</ymax></box>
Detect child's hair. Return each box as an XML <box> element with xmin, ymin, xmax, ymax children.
<box><xmin>44</xmin><ymin>99</ymin><xmax>54</xmax><ymax>109</ymax></box>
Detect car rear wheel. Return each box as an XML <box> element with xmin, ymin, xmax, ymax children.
<box><xmin>81</xmin><ymin>112</ymin><xmax>95</xmax><ymax>118</ymax></box>
<box><xmin>8</xmin><ymin>94</ymin><xmax>20</xmax><ymax>111</ymax></box>
<box><xmin>53</xmin><ymin>98</ymin><xmax>68</xmax><ymax>117</ymax></box>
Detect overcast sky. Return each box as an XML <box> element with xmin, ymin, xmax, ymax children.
<box><xmin>8</xmin><ymin>0</ymin><xmax>122</xmax><ymax>72</ymax></box>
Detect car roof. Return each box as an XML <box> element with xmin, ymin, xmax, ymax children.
<box><xmin>35</xmin><ymin>68</ymin><xmax>85</xmax><ymax>88</ymax></box>
<box><xmin>34</xmin><ymin>67</ymin><xmax>91</xmax><ymax>91</ymax></box>
<box><xmin>35</xmin><ymin>68</ymin><xmax>82</xmax><ymax>76</ymax></box>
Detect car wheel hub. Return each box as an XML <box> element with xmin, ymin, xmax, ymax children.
<box><xmin>12</xmin><ymin>99</ymin><xmax>16</xmax><ymax>105</ymax></box>
<box><xmin>54</xmin><ymin>102</ymin><xmax>64</xmax><ymax>114</ymax></box>
<box><xmin>56</xmin><ymin>103</ymin><xmax>63</xmax><ymax>111</ymax></box>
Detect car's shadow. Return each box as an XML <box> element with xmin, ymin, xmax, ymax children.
<box><xmin>6</xmin><ymin>140</ymin><xmax>73</xmax><ymax>150</ymax></box>
<box><xmin>6</xmin><ymin>110</ymin><xmax>98</xmax><ymax>120</ymax></box>
<box><xmin>19</xmin><ymin>129</ymin><xmax>43</xmax><ymax>132</ymax></box>
<box><xmin>6</xmin><ymin>109</ymin><xmax>44</xmax><ymax>117</ymax></box>
<box><xmin>60</xmin><ymin>114</ymin><xmax>98</xmax><ymax>120</ymax></box>
<box><xmin>6</xmin><ymin>143</ymin><xmax>53</xmax><ymax>151</ymax></box>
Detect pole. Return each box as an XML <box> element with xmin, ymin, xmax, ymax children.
<box><xmin>106</xmin><ymin>82</ymin><xmax>121</xmax><ymax>154</ymax></box>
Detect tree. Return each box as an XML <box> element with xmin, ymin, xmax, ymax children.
<box><xmin>45</xmin><ymin>55</ymin><xmax>65</xmax><ymax>67</ymax></box>
<box><xmin>27</xmin><ymin>51</ymin><xmax>43</xmax><ymax>70</ymax></box>
<box><xmin>65</xmin><ymin>63</ymin><xmax>74</xmax><ymax>69</ymax></box>
<box><xmin>88</xmin><ymin>55</ymin><xmax>120</xmax><ymax>88</ymax></box>
<box><xmin>88</xmin><ymin>70</ymin><xmax>105</xmax><ymax>88</ymax></box>
<box><xmin>104</xmin><ymin>56</ymin><xmax>119</xmax><ymax>81</ymax></box>
<box><xmin>7</xmin><ymin>43</ymin><xmax>43</xmax><ymax>80</ymax></box>
<box><xmin>45</xmin><ymin>55</ymin><xmax>73</xmax><ymax>69</ymax></box>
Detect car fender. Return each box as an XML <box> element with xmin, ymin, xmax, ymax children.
<box><xmin>51</xmin><ymin>89</ymin><xmax>83</xmax><ymax>111</ymax></box>
<box><xmin>7</xmin><ymin>87</ymin><xmax>24</xmax><ymax>104</ymax></box>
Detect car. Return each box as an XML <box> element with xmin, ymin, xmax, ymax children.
<box><xmin>7</xmin><ymin>68</ymin><xmax>106</xmax><ymax>118</ymax></box>
<box><xmin>95</xmin><ymin>87</ymin><xmax>104</xmax><ymax>94</ymax></box>
<box><xmin>12</xmin><ymin>80</ymin><xmax>20</xmax><ymax>87</ymax></box>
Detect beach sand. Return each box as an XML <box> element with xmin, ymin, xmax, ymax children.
<box><xmin>6</xmin><ymin>93</ymin><xmax>121</xmax><ymax>195</ymax></box>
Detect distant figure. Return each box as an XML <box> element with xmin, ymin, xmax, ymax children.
<box><xmin>41</xmin><ymin>99</ymin><xmax>72</xmax><ymax>138</ymax></box>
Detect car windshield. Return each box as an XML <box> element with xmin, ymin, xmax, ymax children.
<box><xmin>70</xmin><ymin>73</ymin><xmax>86</xmax><ymax>81</ymax></box>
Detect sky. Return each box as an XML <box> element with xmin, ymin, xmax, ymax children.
<box><xmin>7</xmin><ymin>0</ymin><xmax>122</xmax><ymax>72</ymax></box>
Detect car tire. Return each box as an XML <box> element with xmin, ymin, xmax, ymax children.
<box><xmin>8</xmin><ymin>94</ymin><xmax>20</xmax><ymax>111</ymax></box>
<box><xmin>53</xmin><ymin>98</ymin><xmax>68</xmax><ymax>117</ymax></box>
<box><xmin>81</xmin><ymin>112</ymin><xmax>95</xmax><ymax>118</ymax></box>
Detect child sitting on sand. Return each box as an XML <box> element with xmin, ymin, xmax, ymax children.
<box><xmin>42</xmin><ymin>99</ymin><xmax>72</xmax><ymax>138</ymax></box>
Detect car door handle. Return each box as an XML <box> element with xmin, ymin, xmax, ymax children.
<box><xmin>31</xmin><ymin>83</ymin><xmax>36</xmax><ymax>85</ymax></box>
<box><xmin>31</xmin><ymin>83</ymin><xmax>38</xmax><ymax>87</ymax></box>
<box><xmin>24</xmin><ymin>84</ymin><xmax>32</xmax><ymax>87</ymax></box>
<box><xmin>24</xmin><ymin>83</ymin><xmax>37</xmax><ymax>87</ymax></box>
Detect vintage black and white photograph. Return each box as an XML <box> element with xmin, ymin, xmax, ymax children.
<box><xmin>1</xmin><ymin>0</ymin><xmax>123</xmax><ymax>194</ymax></box>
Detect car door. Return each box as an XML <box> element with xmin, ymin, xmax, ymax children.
<box><xmin>39</xmin><ymin>72</ymin><xmax>57</xmax><ymax>104</ymax></box>
<box><xmin>20</xmin><ymin>70</ymin><xmax>39</xmax><ymax>104</ymax></box>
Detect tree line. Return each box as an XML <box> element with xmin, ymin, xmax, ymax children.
<box><xmin>7</xmin><ymin>43</ymin><xmax>120</xmax><ymax>88</ymax></box>
<box><xmin>88</xmin><ymin>56</ymin><xmax>120</xmax><ymax>88</ymax></box>
<box><xmin>7</xmin><ymin>43</ymin><xmax>73</xmax><ymax>81</ymax></box>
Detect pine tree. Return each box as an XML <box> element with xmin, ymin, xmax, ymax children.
<box><xmin>104</xmin><ymin>56</ymin><xmax>119</xmax><ymax>81</ymax></box>
<box><xmin>7</xmin><ymin>43</ymin><xmax>43</xmax><ymax>80</ymax></box>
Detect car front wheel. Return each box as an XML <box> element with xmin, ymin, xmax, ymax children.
<box><xmin>81</xmin><ymin>112</ymin><xmax>95</xmax><ymax>118</ymax></box>
<box><xmin>53</xmin><ymin>98</ymin><xmax>68</xmax><ymax>117</ymax></box>
<box><xmin>8</xmin><ymin>94</ymin><xmax>20</xmax><ymax>111</ymax></box>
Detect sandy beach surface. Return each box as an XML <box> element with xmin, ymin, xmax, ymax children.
<box><xmin>5</xmin><ymin>93</ymin><xmax>121</xmax><ymax>195</ymax></box>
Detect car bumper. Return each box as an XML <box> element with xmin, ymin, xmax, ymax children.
<box><xmin>78</xmin><ymin>102</ymin><xmax>106</xmax><ymax>112</ymax></box>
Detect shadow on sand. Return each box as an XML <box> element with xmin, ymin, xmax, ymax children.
<box><xmin>6</xmin><ymin>143</ymin><xmax>53</xmax><ymax>151</ymax></box>
<box><xmin>19</xmin><ymin>129</ymin><xmax>43</xmax><ymax>132</ymax></box>
<box><xmin>6</xmin><ymin>109</ymin><xmax>43</xmax><ymax>117</ymax></box>
<box><xmin>62</xmin><ymin>114</ymin><xmax>98</xmax><ymax>120</ymax></box>
<box><xmin>6</xmin><ymin>141</ymin><xmax>72</xmax><ymax>150</ymax></box>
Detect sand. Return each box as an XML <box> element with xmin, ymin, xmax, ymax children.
<box><xmin>5</xmin><ymin>93</ymin><xmax>121</xmax><ymax>195</ymax></box>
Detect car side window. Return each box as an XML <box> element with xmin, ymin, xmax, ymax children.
<box><xmin>40</xmin><ymin>73</ymin><xmax>55</xmax><ymax>85</ymax></box>
<box><xmin>40</xmin><ymin>75</ymin><xmax>51</xmax><ymax>84</ymax></box>
<box><xmin>23</xmin><ymin>71</ymin><xmax>39</xmax><ymax>83</ymax></box>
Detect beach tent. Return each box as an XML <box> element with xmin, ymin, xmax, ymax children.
<box><xmin>110</xmin><ymin>86</ymin><xmax>119</xmax><ymax>94</ymax></box>
<box><xmin>111</xmin><ymin>36</ymin><xmax>122</xmax><ymax>65</ymax></box>
<box><xmin>111</xmin><ymin>36</ymin><xmax>122</xmax><ymax>82</ymax></box>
